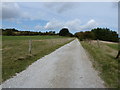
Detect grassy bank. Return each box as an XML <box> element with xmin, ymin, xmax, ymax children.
<box><xmin>2</xmin><ymin>36</ymin><xmax>74</xmax><ymax>82</ymax></box>
<box><xmin>81</xmin><ymin>40</ymin><xmax>119</xmax><ymax>88</ymax></box>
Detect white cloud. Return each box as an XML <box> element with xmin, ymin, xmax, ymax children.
<box><xmin>43</xmin><ymin>19</ymin><xmax>98</xmax><ymax>31</ymax></box>
<box><xmin>44</xmin><ymin>19</ymin><xmax>81</xmax><ymax>30</ymax></box>
<box><xmin>80</xmin><ymin>19</ymin><xmax>98</xmax><ymax>30</ymax></box>
<box><xmin>65</xmin><ymin>19</ymin><xmax>81</xmax><ymax>30</ymax></box>
<box><xmin>44</xmin><ymin>19</ymin><xmax>64</xmax><ymax>30</ymax></box>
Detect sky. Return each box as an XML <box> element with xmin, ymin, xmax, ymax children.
<box><xmin>1</xmin><ymin>2</ymin><xmax>118</xmax><ymax>34</ymax></box>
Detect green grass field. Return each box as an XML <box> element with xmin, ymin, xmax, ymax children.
<box><xmin>2</xmin><ymin>36</ymin><xmax>66</xmax><ymax>40</ymax></box>
<box><xmin>2</xmin><ymin>36</ymin><xmax>74</xmax><ymax>82</ymax></box>
<box><xmin>81</xmin><ymin>40</ymin><xmax>119</xmax><ymax>88</ymax></box>
<box><xmin>106</xmin><ymin>43</ymin><xmax>118</xmax><ymax>50</ymax></box>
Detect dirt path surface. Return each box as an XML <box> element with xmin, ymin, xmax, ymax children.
<box><xmin>2</xmin><ymin>39</ymin><xmax>105</xmax><ymax>88</ymax></box>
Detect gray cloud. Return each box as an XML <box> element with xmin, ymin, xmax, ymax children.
<box><xmin>57</xmin><ymin>3</ymin><xmax>75</xmax><ymax>13</ymax></box>
<box><xmin>2</xmin><ymin>3</ymin><xmax>21</xmax><ymax>20</ymax></box>
<box><xmin>44</xmin><ymin>2</ymin><xmax>76</xmax><ymax>14</ymax></box>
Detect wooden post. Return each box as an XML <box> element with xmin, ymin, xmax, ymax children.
<box><xmin>97</xmin><ymin>39</ymin><xmax>100</xmax><ymax>48</ymax></box>
<box><xmin>29</xmin><ymin>40</ymin><xmax>32</xmax><ymax>54</ymax></box>
<box><xmin>116</xmin><ymin>39</ymin><xmax>120</xmax><ymax>59</ymax></box>
<box><xmin>116</xmin><ymin>50</ymin><xmax>120</xmax><ymax>59</ymax></box>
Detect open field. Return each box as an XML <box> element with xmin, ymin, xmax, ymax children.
<box><xmin>81</xmin><ymin>40</ymin><xmax>119</xmax><ymax>88</ymax></box>
<box><xmin>2</xmin><ymin>36</ymin><xmax>66</xmax><ymax>41</ymax></box>
<box><xmin>2</xmin><ymin>36</ymin><xmax>74</xmax><ymax>82</ymax></box>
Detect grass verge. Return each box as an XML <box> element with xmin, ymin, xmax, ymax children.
<box><xmin>2</xmin><ymin>36</ymin><xmax>74</xmax><ymax>82</ymax></box>
<box><xmin>80</xmin><ymin>40</ymin><xmax>119</xmax><ymax>88</ymax></box>
<box><xmin>106</xmin><ymin>43</ymin><xmax>118</xmax><ymax>50</ymax></box>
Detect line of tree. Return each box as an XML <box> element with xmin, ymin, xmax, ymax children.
<box><xmin>1</xmin><ymin>28</ymin><xmax>58</xmax><ymax>36</ymax></box>
<box><xmin>75</xmin><ymin>28</ymin><xmax>119</xmax><ymax>42</ymax></box>
<box><xmin>0</xmin><ymin>27</ymin><xmax>119</xmax><ymax>42</ymax></box>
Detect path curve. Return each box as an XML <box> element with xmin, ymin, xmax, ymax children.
<box><xmin>2</xmin><ymin>39</ymin><xmax>105</xmax><ymax>88</ymax></box>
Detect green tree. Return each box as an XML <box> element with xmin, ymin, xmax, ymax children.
<box><xmin>91</xmin><ymin>28</ymin><xmax>118</xmax><ymax>42</ymax></box>
<box><xmin>59</xmin><ymin>28</ymin><xmax>73</xmax><ymax>37</ymax></box>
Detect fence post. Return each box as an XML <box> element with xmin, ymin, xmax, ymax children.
<box><xmin>29</xmin><ymin>40</ymin><xmax>32</xmax><ymax>54</ymax></box>
<box><xmin>97</xmin><ymin>39</ymin><xmax>100</xmax><ymax>48</ymax></box>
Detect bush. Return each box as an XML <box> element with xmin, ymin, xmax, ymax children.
<box><xmin>75</xmin><ymin>31</ymin><xmax>95</xmax><ymax>40</ymax></box>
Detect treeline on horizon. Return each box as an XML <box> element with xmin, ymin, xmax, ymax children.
<box><xmin>0</xmin><ymin>27</ymin><xmax>119</xmax><ymax>42</ymax></box>
<box><xmin>75</xmin><ymin>28</ymin><xmax>119</xmax><ymax>42</ymax></box>
<box><xmin>1</xmin><ymin>28</ymin><xmax>57</xmax><ymax>36</ymax></box>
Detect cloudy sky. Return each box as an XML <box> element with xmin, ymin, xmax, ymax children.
<box><xmin>1</xmin><ymin>2</ymin><xmax>118</xmax><ymax>33</ymax></box>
